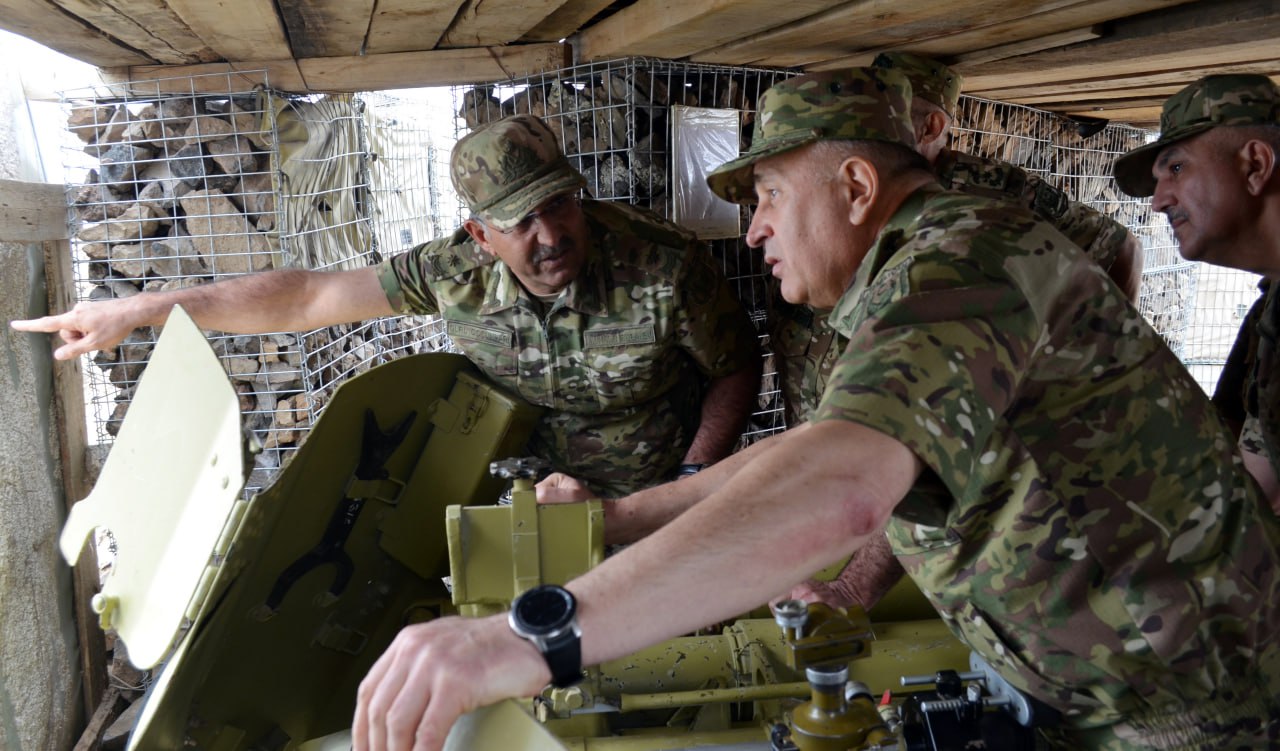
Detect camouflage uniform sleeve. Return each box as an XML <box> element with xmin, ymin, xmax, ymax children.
<box><xmin>674</xmin><ymin>242</ymin><xmax>759</xmax><ymax>378</ymax></box>
<box><xmin>811</xmin><ymin>248</ymin><xmax>1040</xmax><ymax>495</ymax></box>
<box><xmin>375</xmin><ymin>242</ymin><xmax>443</xmax><ymax>316</ymax></box>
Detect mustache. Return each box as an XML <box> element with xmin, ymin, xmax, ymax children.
<box><xmin>1164</xmin><ymin>208</ymin><xmax>1189</xmax><ymax>224</ymax></box>
<box><xmin>532</xmin><ymin>237</ymin><xmax>574</xmax><ymax>265</ymax></box>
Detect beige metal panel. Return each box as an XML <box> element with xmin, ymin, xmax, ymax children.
<box><xmin>363</xmin><ymin>0</ymin><xmax>464</xmax><ymax>53</ymax></box>
<box><xmin>279</xmin><ymin>0</ymin><xmax>376</xmax><ymax>58</ymax></box>
<box><xmin>297</xmin><ymin>44</ymin><xmax>571</xmax><ymax>91</ymax></box>
<box><xmin>439</xmin><ymin>0</ymin><xmax>566</xmax><ymax>48</ymax></box>
<box><xmin>52</xmin><ymin>0</ymin><xmax>220</xmax><ymax>64</ymax></box>
<box><xmin>0</xmin><ymin>0</ymin><xmax>152</xmax><ymax>66</ymax></box>
<box><xmin>165</xmin><ymin>0</ymin><xmax>292</xmax><ymax>61</ymax></box>
<box><xmin>0</xmin><ymin>178</ymin><xmax>69</xmax><ymax>243</ymax></box>
<box><xmin>576</xmin><ymin>0</ymin><xmax>842</xmax><ymax>62</ymax></box>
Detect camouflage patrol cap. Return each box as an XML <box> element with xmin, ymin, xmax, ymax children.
<box><xmin>450</xmin><ymin>114</ymin><xmax>587</xmax><ymax>230</ymax></box>
<box><xmin>706</xmin><ymin>67</ymin><xmax>916</xmax><ymax>204</ymax></box>
<box><xmin>1114</xmin><ymin>74</ymin><xmax>1280</xmax><ymax>197</ymax></box>
<box><xmin>872</xmin><ymin>52</ymin><xmax>964</xmax><ymax>117</ymax></box>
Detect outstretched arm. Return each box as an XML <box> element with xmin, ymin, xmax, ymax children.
<box><xmin>10</xmin><ymin>266</ymin><xmax>393</xmax><ymax>360</ymax></box>
<box><xmin>353</xmin><ymin>418</ymin><xmax>923</xmax><ymax>751</ymax></box>
<box><xmin>778</xmin><ymin>533</ymin><xmax>905</xmax><ymax>610</ymax></box>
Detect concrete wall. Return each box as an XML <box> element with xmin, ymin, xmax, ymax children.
<box><xmin>0</xmin><ymin>64</ymin><xmax>80</xmax><ymax>751</ymax></box>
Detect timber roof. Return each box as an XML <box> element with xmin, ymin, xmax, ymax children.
<box><xmin>1</xmin><ymin>0</ymin><xmax>1277</xmax><ymax>125</ymax></box>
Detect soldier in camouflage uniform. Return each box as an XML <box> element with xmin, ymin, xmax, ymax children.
<box><xmin>352</xmin><ymin>68</ymin><xmax>1280</xmax><ymax>751</ymax></box>
<box><xmin>12</xmin><ymin>114</ymin><xmax>761</xmax><ymax>498</ymax></box>
<box><xmin>771</xmin><ymin>51</ymin><xmax>1144</xmax><ymax>429</ymax></box>
<box><xmin>379</xmin><ymin>115</ymin><xmax>760</xmax><ymax>495</ymax></box>
<box><xmin>1114</xmin><ymin>74</ymin><xmax>1280</xmax><ymax>515</ymax></box>
<box><xmin>772</xmin><ymin>51</ymin><xmax>1148</xmax><ymax>614</ymax></box>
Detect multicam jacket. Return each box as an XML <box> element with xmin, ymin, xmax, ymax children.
<box><xmin>377</xmin><ymin>199</ymin><xmax>758</xmax><ymax>496</ymax></box>
<box><xmin>1215</xmin><ymin>279</ymin><xmax>1280</xmax><ymax>478</ymax></box>
<box><xmin>814</xmin><ymin>187</ymin><xmax>1280</xmax><ymax>748</ymax></box>
<box><xmin>771</xmin><ymin>152</ymin><xmax>1134</xmax><ymax>426</ymax></box>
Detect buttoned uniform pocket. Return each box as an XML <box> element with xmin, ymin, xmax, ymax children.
<box><xmin>446</xmin><ymin>320</ymin><xmax>518</xmax><ymax>377</ymax></box>
<box><xmin>583</xmin><ymin>324</ymin><xmax>664</xmax><ymax>410</ymax></box>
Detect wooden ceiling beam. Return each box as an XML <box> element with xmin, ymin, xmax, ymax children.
<box><xmin>694</xmin><ymin>0</ymin><xmax>1087</xmax><ymax>67</ymax></box>
<box><xmin>577</xmin><ymin>0</ymin><xmax>841</xmax><ymax>62</ymax></box>
<box><xmin>971</xmin><ymin>62</ymin><xmax>1280</xmax><ymax>102</ymax></box>
<box><xmin>961</xmin><ymin>0</ymin><xmax>1280</xmax><ymax>91</ymax></box>
<box><xmin>364</xmin><ymin>0</ymin><xmax>464</xmax><ymax>54</ymax></box>
<box><xmin>278</xmin><ymin>0</ymin><xmax>375</xmax><ymax>58</ymax></box>
<box><xmin>521</xmin><ymin>0</ymin><xmax>615</xmax><ymax>43</ymax></box>
<box><xmin>51</xmin><ymin>0</ymin><xmax>219</xmax><ymax>65</ymax></box>
<box><xmin>0</xmin><ymin>0</ymin><xmax>152</xmax><ymax>66</ymax></box>
<box><xmin>102</xmin><ymin>43</ymin><xmax>570</xmax><ymax>94</ymax></box>
<box><xmin>164</xmin><ymin>0</ymin><xmax>292</xmax><ymax>60</ymax></box>
<box><xmin>439</xmin><ymin>0</ymin><xmax>566</xmax><ymax>48</ymax></box>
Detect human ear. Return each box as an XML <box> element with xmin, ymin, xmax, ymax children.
<box><xmin>463</xmin><ymin>218</ymin><xmax>498</xmax><ymax>256</ymax></box>
<box><xmin>1240</xmin><ymin>140</ymin><xmax>1278</xmax><ymax>196</ymax></box>
<box><xmin>838</xmin><ymin>156</ymin><xmax>879</xmax><ymax>226</ymax></box>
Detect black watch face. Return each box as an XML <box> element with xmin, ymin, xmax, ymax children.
<box><xmin>516</xmin><ymin>586</ymin><xmax>574</xmax><ymax>632</ymax></box>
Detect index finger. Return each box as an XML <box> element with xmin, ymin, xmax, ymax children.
<box><xmin>9</xmin><ymin>315</ymin><xmax>66</xmax><ymax>334</ymax></box>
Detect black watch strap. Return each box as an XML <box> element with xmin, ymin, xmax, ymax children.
<box><xmin>544</xmin><ymin>634</ymin><xmax>583</xmax><ymax>688</ymax></box>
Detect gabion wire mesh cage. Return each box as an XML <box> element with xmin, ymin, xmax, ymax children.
<box><xmin>60</xmin><ymin>75</ymin><xmax>456</xmax><ymax>494</ymax></box>
<box><xmin>59</xmin><ymin>58</ymin><xmax>1254</xmax><ymax>493</ymax></box>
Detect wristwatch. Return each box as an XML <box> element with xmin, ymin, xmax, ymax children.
<box><xmin>674</xmin><ymin>462</ymin><xmax>706</xmax><ymax>478</ymax></box>
<box><xmin>508</xmin><ymin>584</ymin><xmax>584</xmax><ymax>688</ymax></box>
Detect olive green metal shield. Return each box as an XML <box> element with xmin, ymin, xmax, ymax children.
<box><xmin>59</xmin><ymin>305</ymin><xmax>245</xmax><ymax>670</ymax></box>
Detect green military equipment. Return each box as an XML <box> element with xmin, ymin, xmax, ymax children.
<box><xmin>63</xmin><ymin>308</ymin><xmax>980</xmax><ymax>751</ymax></box>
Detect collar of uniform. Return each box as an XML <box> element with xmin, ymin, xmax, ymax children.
<box><xmin>827</xmin><ymin>186</ymin><xmax>935</xmax><ymax>335</ymax></box>
<box><xmin>477</xmin><ymin>243</ymin><xmax>609</xmax><ymax>317</ymax></box>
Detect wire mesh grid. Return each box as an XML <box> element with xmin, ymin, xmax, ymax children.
<box><xmin>60</xmin><ymin>75</ymin><xmax>456</xmax><ymax>494</ymax></box>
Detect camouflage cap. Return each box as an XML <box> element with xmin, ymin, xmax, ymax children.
<box><xmin>706</xmin><ymin>67</ymin><xmax>916</xmax><ymax>204</ymax></box>
<box><xmin>872</xmin><ymin>51</ymin><xmax>964</xmax><ymax>117</ymax></box>
<box><xmin>1113</xmin><ymin>74</ymin><xmax>1280</xmax><ymax>197</ymax></box>
<box><xmin>450</xmin><ymin>114</ymin><xmax>587</xmax><ymax>230</ymax></box>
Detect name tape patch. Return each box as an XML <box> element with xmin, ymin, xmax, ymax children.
<box><xmin>583</xmin><ymin>324</ymin><xmax>657</xmax><ymax>349</ymax></box>
<box><xmin>447</xmin><ymin>320</ymin><xmax>514</xmax><ymax>347</ymax></box>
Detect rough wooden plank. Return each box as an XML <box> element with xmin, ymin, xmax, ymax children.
<box><xmin>298</xmin><ymin>43</ymin><xmax>571</xmax><ymax>90</ymax></box>
<box><xmin>0</xmin><ymin>179</ymin><xmax>70</xmax><ymax>243</ymax></box>
<box><xmin>962</xmin><ymin>0</ymin><xmax>1280</xmax><ymax>92</ymax></box>
<box><xmin>521</xmin><ymin>0</ymin><xmax>615</xmax><ymax>43</ymax></box>
<box><xmin>52</xmin><ymin>0</ymin><xmax>220</xmax><ymax>64</ymax></box>
<box><xmin>693</xmin><ymin>0</ymin><xmax>1083</xmax><ymax>67</ymax></box>
<box><xmin>164</xmin><ymin>0</ymin><xmax>292</xmax><ymax>60</ymax></box>
<box><xmin>101</xmin><ymin>60</ymin><xmax>308</xmax><ymax>94</ymax></box>
<box><xmin>364</xmin><ymin>0</ymin><xmax>465</xmax><ymax>53</ymax></box>
<box><xmin>440</xmin><ymin>0</ymin><xmax>566</xmax><ymax>48</ymax></box>
<box><xmin>906</xmin><ymin>0</ymin><xmax>1195</xmax><ymax>63</ymax></box>
<box><xmin>71</xmin><ymin>687</ymin><xmax>122</xmax><ymax>751</ymax></box>
<box><xmin>0</xmin><ymin>0</ymin><xmax>152</xmax><ymax>66</ymax></box>
<box><xmin>577</xmin><ymin>0</ymin><xmax>842</xmax><ymax>62</ymax></box>
<box><xmin>949</xmin><ymin>26</ymin><xmax>1102</xmax><ymax>65</ymax></box>
<box><xmin>45</xmin><ymin>238</ymin><xmax>108</xmax><ymax>726</ymax></box>
<box><xmin>278</xmin><ymin>0</ymin><xmax>375</xmax><ymax>58</ymax></box>
<box><xmin>1061</xmin><ymin>103</ymin><xmax>1162</xmax><ymax>125</ymax></box>
<box><xmin>972</xmin><ymin>61</ymin><xmax>1280</xmax><ymax>102</ymax></box>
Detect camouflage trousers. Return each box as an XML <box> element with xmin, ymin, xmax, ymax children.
<box><xmin>1038</xmin><ymin>694</ymin><xmax>1280</xmax><ymax>750</ymax></box>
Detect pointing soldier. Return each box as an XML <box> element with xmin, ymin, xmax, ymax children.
<box><xmin>11</xmin><ymin>114</ymin><xmax>761</xmax><ymax>496</ymax></box>
<box><xmin>1113</xmin><ymin>73</ymin><xmax>1280</xmax><ymax>513</ymax></box>
<box><xmin>353</xmin><ymin>68</ymin><xmax>1280</xmax><ymax>750</ymax></box>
